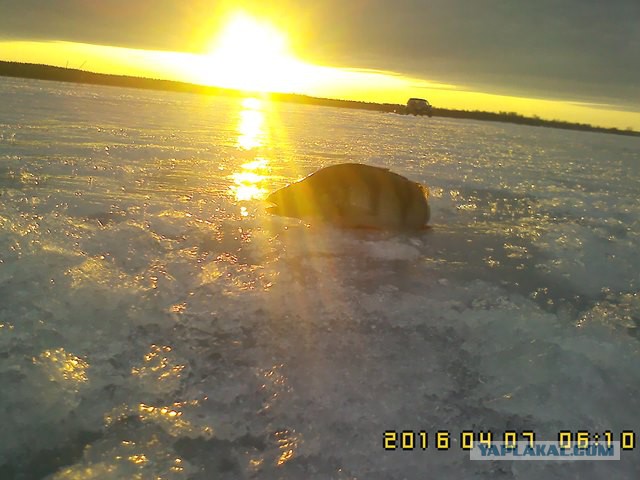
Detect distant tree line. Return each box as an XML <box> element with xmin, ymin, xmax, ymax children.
<box><xmin>0</xmin><ymin>61</ymin><xmax>638</xmax><ymax>137</ymax></box>
<box><xmin>429</xmin><ymin>108</ymin><xmax>639</xmax><ymax>136</ymax></box>
<box><xmin>0</xmin><ymin>60</ymin><xmax>241</xmax><ymax>97</ymax></box>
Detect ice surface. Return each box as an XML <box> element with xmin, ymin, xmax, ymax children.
<box><xmin>1</xmin><ymin>77</ymin><xmax>639</xmax><ymax>479</ymax></box>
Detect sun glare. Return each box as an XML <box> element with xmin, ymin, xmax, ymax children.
<box><xmin>1</xmin><ymin>29</ymin><xmax>639</xmax><ymax>129</ymax></box>
<box><xmin>200</xmin><ymin>13</ymin><xmax>310</xmax><ymax>93</ymax></box>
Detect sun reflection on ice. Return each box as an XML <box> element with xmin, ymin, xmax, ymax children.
<box><xmin>228</xmin><ymin>99</ymin><xmax>273</xmax><ymax>206</ymax></box>
<box><xmin>131</xmin><ymin>344</ymin><xmax>185</xmax><ymax>383</ymax></box>
<box><xmin>237</xmin><ymin>97</ymin><xmax>265</xmax><ymax>150</ymax></box>
<box><xmin>129</xmin><ymin>344</ymin><xmax>188</xmax><ymax>399</ymax></box>
<box><xmin>33</xmin><ymin>348</ymin><xmax>89</xmax><ymax>387</ymax></box>
<box><xmin>135</xmin><ymin>402</ymin><xmax>194</xmax><ymax>436</ymax></box>
<box><xmin>275</xmin><ymin>429</ymin><xmax>298</xmax><ymax>466</ymax></box>
<box><xmin>232</xmin><ymin>170</ymin><xmax>267</xmax><ymax>201</ymax></box>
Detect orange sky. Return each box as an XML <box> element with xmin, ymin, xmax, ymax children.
<box><xmin>0</xmin><ymin>8</ymin><xmax>639</xmax><ymax>131</ymax></box>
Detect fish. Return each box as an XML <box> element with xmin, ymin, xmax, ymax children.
<box><xmin>265</xmin><ymin>163</ymin><xmax>430</xmax><ymax>230</ymax></box>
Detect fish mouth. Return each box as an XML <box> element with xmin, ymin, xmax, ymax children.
<box><xmin>265</xmin><ymin>195</ymin><xmax>281</xmax><ymax>215</ymax></box>
<box><xmin>265</xmin><ymin>205</ymin><xmax>279</xmax><ymax>214</ymax></box>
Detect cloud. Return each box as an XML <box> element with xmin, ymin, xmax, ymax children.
<box><xmin>0</xmin><ymin>0</ymin><xmax>638</xmax><ymax>106</ymax></box>
<box><xmin>0</xmin><ymin>1</ymin><xmax>193</xmax><ymax>49</ymax></box>
<box><xmin>298</xmin><ymin>0</ymin><xmax>640</xmax><ymax>106</ymax></box>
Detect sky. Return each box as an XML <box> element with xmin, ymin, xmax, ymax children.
<box><xmin>1</xmin><ymin>0</ymin><xmax>639</xmax><ymax>130</ymax></box>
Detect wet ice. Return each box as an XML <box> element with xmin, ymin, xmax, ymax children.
<box><xmin>0</xmin><ymin>77</ymin><xmax>639</xmax><ymax>479</ymax></box>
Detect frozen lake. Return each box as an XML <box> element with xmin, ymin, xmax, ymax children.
<box><xmin>0</xmin><ymin>77</ymin><xmax>639</xmax><ymax>479</ymax></box>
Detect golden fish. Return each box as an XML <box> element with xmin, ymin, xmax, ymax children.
<box><xmin>266</xmin><ymin>163</ymin><xmax>430</xmax><ymax>230</ymax></box>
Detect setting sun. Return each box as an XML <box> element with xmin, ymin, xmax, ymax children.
<box><xmin>1</xmin><ymin>7</ymin><xmax>638</xmax><ymax>130</ymax></box>
<box><xmin>199</xmin><ymin>13</ymin><xmax>311</xmax><ymax>93</ymax></box>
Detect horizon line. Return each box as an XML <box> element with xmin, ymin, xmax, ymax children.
<box><xmin>0</xmin><ymin>59</ymin><xmax>638</xmax><ymax>137</ymax></box>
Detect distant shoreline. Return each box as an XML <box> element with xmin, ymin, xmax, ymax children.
<box><xmin>1</xmin><ymin>60</ymin><xmax>638</xmax><ymax>137</ymax></box>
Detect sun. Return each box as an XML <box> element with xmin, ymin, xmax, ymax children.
<box><xmin>199</xmin><ymin>12</ymin><xmax>311</xmax><ymax>93</ymax></box>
